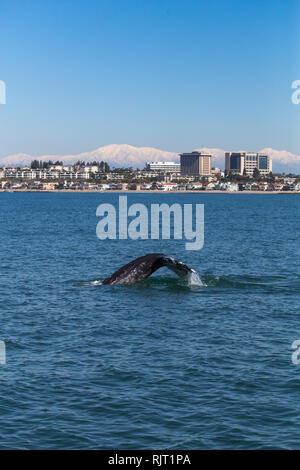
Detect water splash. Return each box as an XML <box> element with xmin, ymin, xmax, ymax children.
<box><xmin>90</xmin><ymin>280</ymin><xmax>103</xmax><ymax>286</ymax></box>
<box><xmin>79</xmin><ymin>280</ymin><xmax>103</xmax><ymax>286</ymax></box>
<box><xmin>187</xmin><ymin>270</ymin><xmax>205</xmax><ymax>287</ymax></box>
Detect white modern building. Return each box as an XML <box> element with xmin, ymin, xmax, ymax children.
<box><xmin>145</xmin><ymin>161</ymin><xmax>180</xmax><ymax>173</ymax></box>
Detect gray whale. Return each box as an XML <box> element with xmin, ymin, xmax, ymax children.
<box><xmin>102</xmin><ymin>253</ymin><xmax>195</xmax><ymax>286</ymax></box>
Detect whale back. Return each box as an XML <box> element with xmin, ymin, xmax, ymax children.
<box><xmin>102</xmin><ymin>253</ymin><xmax>194</xmax><ymax>285</ymax></box>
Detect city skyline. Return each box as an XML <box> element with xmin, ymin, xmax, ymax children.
<box><xmin>0</xmin><ymin>143</ymin><xmax>299</xmax><ymax>174</ymax></box>
<box><xmin>2</xmin><ymin>149</ymin><xmax>299</xmax><ymax>193</ymax></box>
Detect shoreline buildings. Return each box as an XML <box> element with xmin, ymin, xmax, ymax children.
<box><xmin>225</xmin><ymin>152</ymin><xmax>272</xmax><ymax>176</ymax></box>
<box><xmin>180</xmin><ymin>151</ymin><xmax>212</xmax><ymax>176</ymax></box>
<box><xmin>0</xmin><ymin>150</ymin><xmax>277</xmax><ymax>185</ymax></box>
<box><xmin>0</xmin><ymin>148</ymin><xmax>297</xmax><ymax>191</ymax></box>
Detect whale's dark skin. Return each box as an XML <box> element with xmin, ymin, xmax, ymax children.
<box><xmin>102</xmin><ymin>253</ymin><xmax>195</xmax><ymax>286</ymax></box>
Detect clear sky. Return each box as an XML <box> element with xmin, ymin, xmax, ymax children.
<box><xmin>0</xmin><ymin>0</ymin><xmax>299</xmax><ymax>157</ymax></box>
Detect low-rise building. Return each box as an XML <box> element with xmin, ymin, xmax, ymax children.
<box><xmin>146</xmin><ymin>162</ymin><xmax>180</xmax><ymax>173</ymax></box>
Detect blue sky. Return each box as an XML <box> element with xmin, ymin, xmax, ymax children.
<box><xmin>0</xmin><ymin>0</ymin><xmax>299</xmax><ymax>158</ymax></box>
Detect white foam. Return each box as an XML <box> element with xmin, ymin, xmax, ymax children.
<box><xmin>187</xmin><ymin>271</ymin><xmax>204</xmax><ymax>287</ymax></box>
<box><xmin>80</xmin><ymin>280</ymin><xmax>103</xmax><ymax>286</ymax></box>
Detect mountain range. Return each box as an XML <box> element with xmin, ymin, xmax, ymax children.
<box><xmin>0</xmin><ymin>144</ymin><xmax>299</xmax><ymax>173</ymax></box>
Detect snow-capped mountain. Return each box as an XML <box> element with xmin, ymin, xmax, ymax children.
<box><xmin>0</xmin><ymin>144</ymin><xmax>299</xmax><ymax>172</ymax></box>
<box><xmin>0</xmin><ymin>144</ymin><xmax>179</xmax><ymax>169</ymax></box>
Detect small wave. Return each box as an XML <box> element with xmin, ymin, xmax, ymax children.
<box><xmin>77</xmin><ymin>280</ymin><xmax>103</xmax><ymax>287</ymax></box>
<box><xmin>78</xmin><ymin>273</ymin><xmax>281</xmax><ymax>291</ymax></box>
<box><xmin>77</xmin><ymin>272</ymin><xmax>207</xmax><ymax>289</ymax></box>
<box><xmin>78</xmin><ymin>272</ymin><xmax>206</xmax><ymax>289</ymax></box>
<box><xmin>200</xmin><ymin>273</ymin><xmax>292</xmax><ymax>291</ymax></box>
<box><xmin>125</xmin><ymin>273</ymin><xmax>206</xmax><ymax>290</ymax></box>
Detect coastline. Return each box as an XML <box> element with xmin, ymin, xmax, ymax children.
<box><xmin>0</xmin><ymin>189</ymin><xmax>298</xmax><ymax>194</ymax></box>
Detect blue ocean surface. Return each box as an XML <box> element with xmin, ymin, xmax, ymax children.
<box><xmin>0</xmin><ymin>192</ymin><xmax>299</xmax><ymax>449</ymax></box>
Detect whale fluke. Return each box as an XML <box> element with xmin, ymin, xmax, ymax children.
<box><xmin>102</xmin><ymin>253</ymin><xmax>195</xmax><ymax>286</ymax></box>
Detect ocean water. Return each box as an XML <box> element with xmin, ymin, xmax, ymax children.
<box><xmin>0</xmin><ymin>192</ymin><xmax>299</xmax><ymax>449</ymax></box>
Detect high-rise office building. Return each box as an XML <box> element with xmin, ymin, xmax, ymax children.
<box><xmin>225</xmin><ymin>152</ymin><xmax>245</xmax><ymax>175</ymax></box>
<box><xmin>257</xmin><ymin>154</ymin><xmax>272</xmax><ymax>175</ymax></box>
<box><xmin>180</xmin><ymin>151</ymin><xmax>212</xmax><ymax>176</ymax></box>
<box><xmin>225</xmin><ymin>152</ymin><xmax>272</xmax><ymax>176</ymax></box>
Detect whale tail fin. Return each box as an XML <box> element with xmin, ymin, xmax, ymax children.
<box><xmin>102</xmin><ymin>253</ymin><xmax>195</xmax><ymax>286</ymax></box>
<box><xmin>159</xmin><ymin>255</ymin><xmax>195</xmax><ymax>277</ymax></box>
